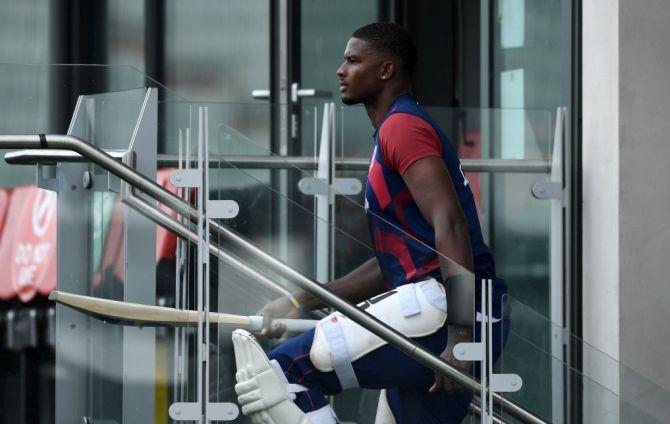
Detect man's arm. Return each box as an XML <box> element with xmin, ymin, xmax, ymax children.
<box><xmin>256</xmin><ymin>258</ymin><xmax>387</xmax><ymax>338</ymax></box>
<box><xmin>402</xmin><ymin>156</ymin><xmax>475</xmax><ymax>394</ymax></box>
<box><xmin>294</xmin><ymin>258</ymin><xmax>387</xmax><ymax>310</ymax></box>
<box><xmin>402</xmin><ymin>156</ymin><xmax>473</xmax><ymax>281</ymax></box>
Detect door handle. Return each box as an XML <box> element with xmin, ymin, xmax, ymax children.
<box><xmin>290</xmin><ymin>82</ymin><xmax>332</xmax><ymax>102</ymax></box>
<box><xmin>251</xmin><ymin>89</ymin><xmax>271</xmax><ymax>100</ymax></box>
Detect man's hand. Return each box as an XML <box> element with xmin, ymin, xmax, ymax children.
<box><xmin>255</xmin><ymin>297</ymin><xmax>300</xmax><ymax>339</ymax></box>
<box><xmin>429</xmin><ymin>324</ymin><xmax>472</xmax><ymax>394</ymax></box>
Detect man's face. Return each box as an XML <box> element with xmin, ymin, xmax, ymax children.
<box><xmin>336</xmin><ymin>38</ymin><xmax>385</xmax><ymax>105</ymax></box>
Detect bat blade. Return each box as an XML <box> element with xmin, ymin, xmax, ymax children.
<box><xmin>49</xmin><ymin>290</ymin><xmax>200</xmax><ymax>327</ymax></box>
<box><xmin>49</xmin><ymin>290</ymin><xmax>316</xmax><ymax>333</ymax></box>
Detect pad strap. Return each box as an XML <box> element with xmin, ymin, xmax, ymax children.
<box><xmin>396</xmin><ymin>283</ymin><xmax>421</xmax><ymax>317</ymax></box>
<box><xmin>420</xmin><ymin>280</ymin><xmax>448</xmax><ymax>313</ymax></box>
<box><xmin>321</xmin><ymin>317</ymin><xmax>359</xmax><ymax>390</ymax></box>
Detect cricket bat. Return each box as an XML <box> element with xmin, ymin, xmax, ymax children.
<box><xmin>49</xmin><ymin>290</ymin><xmax>316</xmax><ymax>333</ymax></box>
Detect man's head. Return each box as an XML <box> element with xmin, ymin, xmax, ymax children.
<box><xmin>337</xmin><ymin>22</ymin><xmax>416</xmax><ymax>105</ymax></box>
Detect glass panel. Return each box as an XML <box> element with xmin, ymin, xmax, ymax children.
<box><xmin>0</xmin><ymin>63</ymin><xmax>175</xmax><ymax>188</ymax></box>
<box><xmin>500</xmin><ymin>294</ymin><xmax>670</xmax><ymax>423</ymax></box>
<box><xmin>159</xmin><ymin>103</ymin><xmax>199</xmax><ymax>423</ymax></box>
<box><xmin>55</xmin><ymin>88</ymin><xmax>156</xmax><ymax>423</ymax></box>
<box><xmin>188</xmin><ymin>99</ymin><xmax>480</xmax><ymax>423</ymax></box>
<box><xmin>299</xmin><ymin>0</ymin><xmax>378</xmax><ymax>105</ymax></box>
<box><xmin>43</xmin><ymin>93</ymin><xmax>563</xmax><ymax>422</ymax></box>
<box><xmin>0</xmin><ymin>0</ymin><xmax>51</xmax><ymax>63</ymax></box>
<box><xmin>492</xmin><ymin>0</ymin><xmax>572</xmax><ymax>111</ymax></box>
<box><xmin>332</xmin><ymin>104</ymin><xmax>372</xmax><ymax>281</ymax></box>
<box><xmin>163</xmin><ymin>0</ymin><xmax>269</xmax><ymax>102</ymax></box>
<box><xmin>207</xmin><ymin>102</ymin><xmax>318</xmax><ymax>281</ymax></box>
<box><xmin>300</xmin><ymin>0</ymin><xmax>378</xmax><ymax>91</ymax></box>
<box><xmin>76</xmin><ymin>88</ymin><xmax>149</xmax><ymax>151</ymax></box>
<box><xmin>106</xmin><ymin>1</ymin><xmax>146</xmax><ymax>76</ymax></box>
<box><xmin>298</xmin><ymin>0</ymin><xmax>378</xmax><ymax>271</ymax></box>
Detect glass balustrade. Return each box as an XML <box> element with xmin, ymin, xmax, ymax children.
<box><xmin>0</xmin><ymin>63</ymin><xmax>181</xmax><ymax>188</ymax></box>
<box><xmin>200</xmin><ymin>102</ymin><xmax>477</xmax><ymax>422</ymax></box>
<box><xmin>497</xmin><ymin>294</ymin><xmax>670</xmax><ymax>423</ymax></box>
<box><xmin>3</xmin><ymin>66</ymin><xmax>664</xmax><ymax>424</ymax></box>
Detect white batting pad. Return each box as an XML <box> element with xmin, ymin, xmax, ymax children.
<box><xmin>310</xmin><ymin>279</ymin><xmax>447</xmax><ymax>375</ymax></box>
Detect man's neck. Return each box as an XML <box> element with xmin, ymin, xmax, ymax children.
<box><xmin>365</xmin><ymin>88</ymin><xmax>411</xmax><ymax>128</ymax></box>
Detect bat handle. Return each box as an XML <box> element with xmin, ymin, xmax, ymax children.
<box><xmin>247</xmin><ymin>316</ymin><xmax>317</xmax><ymax>333</ymax></box>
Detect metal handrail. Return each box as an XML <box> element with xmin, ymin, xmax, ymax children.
<box><xmin>124</xmin><ymin>194</ymin><xmax>293</xmax><ymax>299</ymax></box>
<box><xmin>5</xmin><ymin>149</ymin><xmax>552</xmax><ymax>173</ymax></box>
<box><xmin>0</xmin><ymin>134</ymin><xmax>547</xmax><ymax>424</ymax></box>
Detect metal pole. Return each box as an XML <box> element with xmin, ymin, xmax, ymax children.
<box><xmin>0</xmin><ymin>135</ymin><xmax>547</xmax><ymax>424</ymax></box>
<box><xmin>471</xmin><ymin>401</ymin><xmax>506</xmax><ymax>424</ymax></box>
<box><xmin>196</xmin><ymin>108</ymin><xmax>205</xmax><ymax>423</ymax></box>
<box><xmin>5</xmin><ymin>150</ymin><xmax>552</xmax><ymax>173</ymax></box>
<box><xmin>0</xmin><ymin>135</ymin><xmax>192</xmax><ymax>217</ymax></box>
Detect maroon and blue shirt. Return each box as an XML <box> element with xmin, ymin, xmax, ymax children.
<box><xmin>365</xmin><ymin>94</ymin><xmax>505</xmax><ymax>305</ymax></box>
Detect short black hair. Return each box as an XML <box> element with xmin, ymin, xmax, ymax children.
<box><xmin>351</xmin><ymin>22</ymin><xmax>417</xmax><ymax>74</ymax></box>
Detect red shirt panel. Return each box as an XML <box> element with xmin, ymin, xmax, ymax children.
<box><xmin>378</xmin><ymin>112</ymin><xmax>443</xmax><ymax>175</ymax></box>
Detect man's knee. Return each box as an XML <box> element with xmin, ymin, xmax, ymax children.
<box><xmin>311</xmin><ymin>278</ymin><xmax>447</xmax><ymax>391</ymax></box>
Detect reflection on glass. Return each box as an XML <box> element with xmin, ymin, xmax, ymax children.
<box><xmin>164</xmin><ymin>0</ymin><xmax>269</xmax><ymax>102</ymax></box>
<box><xmin>0</xmin><ymin>64</ymin><xmax>171</xmax><ymax>188</ymax></box>
<box><xmin>493</xmin><ymin>0</ymin><xmax>571</xmax><ymax>111</ymax></box>
<box><xmin>500</xmin><ymin>294</ymin><xmax>670</xmax><ymax>423</ymax></box>
<box><xmin>300</xmin><ymin>0</ymin><xmax>378</xmax><ymax>107</ymax></box>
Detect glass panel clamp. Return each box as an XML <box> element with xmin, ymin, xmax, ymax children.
<box><xmin>168</xmin><ymin>402</ymin><xmax>239</xmax><ymax>422</ymax></box>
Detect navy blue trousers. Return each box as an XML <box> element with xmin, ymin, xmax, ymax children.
<box><xmin>269</xmin><ymin>318</ymin><xmax>510</xmax><ymax>423</ymax></box>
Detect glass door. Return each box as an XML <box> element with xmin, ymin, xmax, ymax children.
<box><xmin>246</xmin><ymin>0</ymin><xmax>379</xmax><ymax>273</ymax></box>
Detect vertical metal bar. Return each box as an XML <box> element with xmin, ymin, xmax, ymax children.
<box><xmin>182</xmin><ymin>125</ymin><xmax>191</xmax><ymax>399</ymax></box>
<box><xmin>196</xmin><ymin>107</ymin><xmax>205</xmax><ymax>423</ymax></box>
<box><xmin>312</xmin><ymin>104</ymin><xmax>319</xmax><ymax>282</ymax></box>
<box><xmin>328</xmin><ymin>103</ymin><xmax>336</xmax><ymax>281</ymax></box>
<box><xmin>487</xmin><ymin>279</ymin><xmax>494</xmax><ymax>423</ymax></box>
<box><xmin>479</xmin><ymin>0</ymin><xmax>493</xmax><ymax>244</ymax></box>
<box><xmin>564</xmin><ymin>103</ymin><xmax>578</xmax><ymax>422</ymax></box>
<box><xmin>315</xmin><ymin>103</ymin><xmax>331</xmax><ymax>284</ymax></box>
<box><xmin>479</xmin><ymin>0</ymin><xmax>490</xmax><ymax>107</ymax></box>
<box><xmin>550</xmin><ymin>107</ymin><xmax>566</xmax><ymax>424</ymax></box>
<box><xmin>479</xmin><ymin>278</ymin><xmax>488</xmax><ymax>424</ymax></box>
<box><xmin>203</xmin><ymin>107</ymin><xmax>212</xmax><ymax>422</ymax></box>
<box><xmin>275</xmin><ymin>0</ymin><xmax>290</xmax><ymax>261</ymax></box>
<box><xmin>173</xmin><ymin>129</ymin><xmax>183</xmax><ymax>404</ymax></box>
<box><xmin>568</xmin><ymin>0</ymin><xmax>583</xmax><ymax>418</ymax></box>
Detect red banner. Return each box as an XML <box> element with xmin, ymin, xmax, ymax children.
<box><xmin>156</xmin><ymin>168</ymin><xmax>178</xmax><ymax>262</ymax></box>
<box><xmin>0</xmin><ymin>186</ymin><xmax>57</xmax><ymax>302</ymax></box>
<box><xmin>0</xmin><ymin>169</ymin><xmax>179</xmax><ymax>302</ymax></box>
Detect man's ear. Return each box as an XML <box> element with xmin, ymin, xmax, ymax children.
<box><xmin>379</xmin><ymin>61</ymin><xmax>395</xmax><ymax>80</ymax></box>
